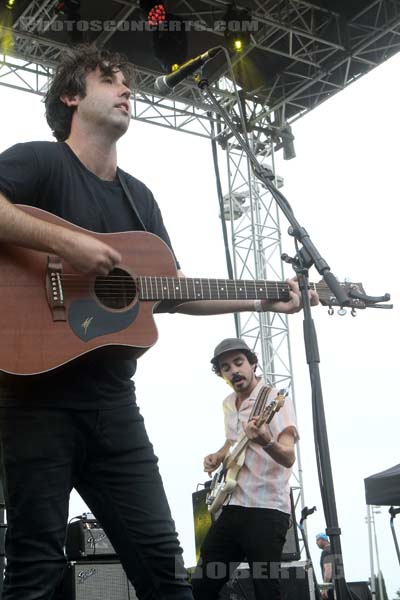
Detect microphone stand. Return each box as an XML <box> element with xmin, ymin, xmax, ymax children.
<box><xmin>197</xmin><ymin>76</ymin><xmax>392</xmax><ymax>600</ymax></box>
<box><xmin>299</xmin><ymin>506</ymin><xmax>323</xmax><ymax>600</ymax></box>
<box><xmin>389</xmin><ymin>507</ymin><xmax>400</xmax><ymax>566</ymax></box>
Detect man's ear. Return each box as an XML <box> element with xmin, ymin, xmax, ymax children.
<box><xmin>60</xmin><ymin>94</ymin><xmax>79</xmax><ymax>107</ymax></box>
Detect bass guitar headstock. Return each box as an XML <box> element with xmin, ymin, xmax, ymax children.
<box><xmin>257</xmin><ymin>388</ymin><xmax>287</xmax><ymax>427</ymax></box>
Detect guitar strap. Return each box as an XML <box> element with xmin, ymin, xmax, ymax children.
<box><xmin>117</xmin><ymin>170</ymin><xmax>148</xmax><ymax>232</ymax></box>
<box><xmin>248</xmin><ymin>384</ymin><xmax>273</xmax><ymax>422</ymax></box>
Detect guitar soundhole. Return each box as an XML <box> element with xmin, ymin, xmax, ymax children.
<box><xmin>95</xmin><ymin>268</ymin><xmax>137</xmax><ymax>309</ymax></box>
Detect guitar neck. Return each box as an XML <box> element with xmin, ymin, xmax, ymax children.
<box><xmin>224</xmin><ymin>434</ymin><xmax>250</xmax><ymax>471</ymax></box>
<box><xmin>225</xmin><ymin>414</ymin><xmax>269</xmax><ymax>469</ymax></box>
<box><xmin>138</xmin><ymin>277</ymin><xmax>317</xmax><ymax>302</ymax></box>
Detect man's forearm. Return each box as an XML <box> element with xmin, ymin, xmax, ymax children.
<box><xmin>173</xmin><ymin>299</ymin><xmax>257</xmax><ymax>316</ymax></box>
<box><xmin>216</xmin><ymin>439</ymin><xmax>232</xmax><ymax>459</ymax></box>
<box><xmin>0</xmin><ymin>194</ymin><xmax>122</xmax><ymax>275</ymax></box>
<box><xmin>0</xmin><ymin>193</ymin><xmax>65</xmax><ymax>253</ymax></box>
<box><xmin>323</xmin><ymin>563</ymin><xmax>332</xmax><ymax>582</ymax></box>
<box><xmin>263</xmin><ymin>439</ymin><xmax>295</xmax><ymax>468</ymax></box>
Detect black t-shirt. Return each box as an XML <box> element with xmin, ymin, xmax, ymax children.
<box><xmin>0</xmin><ymin>141</ymin><xmax>179</xmax><ymax>409</ymax></box>
<box><xmin>320</xmin><ymin>545</ymin><xmax>333</xmax><ymax>578</ymax></box>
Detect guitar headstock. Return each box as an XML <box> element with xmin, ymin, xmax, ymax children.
<box><xmin>259</xmin><ymin>389</ymin><xmax>286</xmax><ymax>426</ymax></box>
<box><xmin>316</xmin><ymin>280</ymin><xmax>392</xmax><ymax>311</ymax></box>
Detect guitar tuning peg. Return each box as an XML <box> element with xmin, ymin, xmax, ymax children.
<box><xmin>328</xmin><ymin>307</ymin><xmax>334</xmax><ymax>316</ymax></box>
<box><xmin>337</xmin><ymin>308</ymin><xmax>347</xmax><ymax>316</ymax></box>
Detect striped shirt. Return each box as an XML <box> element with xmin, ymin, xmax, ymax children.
<box><xmin>223</xmin><ymin>379</ymin><xmax>298</xmax><ymax>514</ymax></box>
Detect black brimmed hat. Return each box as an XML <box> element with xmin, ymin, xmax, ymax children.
<box><xmin>211</xmin><ymin>338</ymin><xmax>251</xmax><ymax>367</ymax></box>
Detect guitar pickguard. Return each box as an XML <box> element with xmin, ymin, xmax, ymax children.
<box><xmin>68</xmin><ymin>298</ymin><xmax>140</xmax><ymax>342</ymax></box>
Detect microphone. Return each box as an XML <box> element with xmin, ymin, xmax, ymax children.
<box><xmin>154</xmin><ymin>47</ymin><xmax>222</xmax><ymax>95</ymax></box>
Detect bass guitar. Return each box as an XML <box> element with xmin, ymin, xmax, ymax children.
<box><xmin>206</xmin><ymin>388</ymin><xmax>286</xmax><ymax>514</ymax></box>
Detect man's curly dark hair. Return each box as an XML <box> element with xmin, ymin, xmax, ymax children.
<box><xmin>212</xmin><ymin>350</ymin><xmax>258</xmax><ymax>377</ymax></box>
<box><xmin>44</xmin><ymin>44</ymin><xmax>135</xmax><ymax>142</ymax></box>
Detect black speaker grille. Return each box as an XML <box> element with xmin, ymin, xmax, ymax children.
<box><xmin>64</xmin><ymin>561</ymin><xmax>137</xmax><ymax>600</ymax></box>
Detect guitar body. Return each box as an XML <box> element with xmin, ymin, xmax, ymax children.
<box><xmin>207</xmin><ymin>448</ymin><xmax>245</xmax><ymax>514</ymax></box>
<box><xmin>0</xmin><ymin>205</ymin><xmax>178</xmax><ymax>375</ymax></box>
<box><xmin>206</xmin><ymin>389</ymin><xmax>284</xmax><ymax>514</ymax></box>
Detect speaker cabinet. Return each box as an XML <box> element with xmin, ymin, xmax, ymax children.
<box><xmin>192</xmin><ymin>486</ymin><xmax>213</xmax><ymax>562</ymax></box>
<box><xmin>58</xmin><ymin>561</ymin><xmax>138</xmax><ymax>600</ymax></box>
<box><xmin>281</xmin><ymin>489</ymin><xmax>300</xmax><ymax>562</ymax></box>
<box><xmin>219</xmin><ymin>562</ymin><xmax>314</xmax><ymax>600</ymax></box>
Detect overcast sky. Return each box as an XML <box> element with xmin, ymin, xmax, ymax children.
<box><xmin>0</xmin><ymin>49</ymin><xmax>399</xmax><ymax>597</ymax></box>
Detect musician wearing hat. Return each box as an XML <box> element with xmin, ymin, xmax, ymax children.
<box><xmin>191</xmin><ymin>337</ymin><xmax>299</xmax><ymax>600</ymax></box>
<box><xmin>316</xmin><ymin>532</ymin><xmax>334</xmax><ymax>599</ymax></box>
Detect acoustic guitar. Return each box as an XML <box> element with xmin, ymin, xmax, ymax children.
<box><xmin>0</xmin><ymin>205</ymin><xmax>370</xmax><ymax>376</ymax></box>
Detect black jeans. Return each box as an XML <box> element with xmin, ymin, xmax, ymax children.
<box><xmin>191</xmin><ymin>505</ymin><xmax>289</xmax><ymax>600</ymax></box>
<box><xmin>0</xmin><ymin>404</ymin><xmax>193</xmax><ymax>600</ymax></box>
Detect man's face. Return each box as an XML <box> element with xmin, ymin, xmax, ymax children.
<box><xmin>316</xmin><ymin>538</ymin><xmax>326</xmax><ymax>549</ymax></box>
<box><xmin>218</xmin><ymin>351</ymin><xmax>257</xmax><ymax>395</ymax></box>
<box><xmin>74</xmin><ymin>66</ymin><xmax>132</xmax><ymax>138</ymax></box>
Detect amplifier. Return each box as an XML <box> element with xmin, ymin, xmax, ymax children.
<box><xmin>58</xmin><ymin>560</ymin><xmax>138</xmax><ymax>600</ymax></box>
<box><xmin>66</xmin><ymin>520</ymin><xmax>116</xmax><ymax>560</ymax></box>
<box><xmin>281</xmin><ymin>488</ymin><xmax>300</xmax><ymax>562</ymax></box>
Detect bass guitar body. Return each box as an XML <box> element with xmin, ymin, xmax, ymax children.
<box><xmin>206</xmin><ymin>450</ymin><xmax>245</xmax><ymax>515</ymax></box>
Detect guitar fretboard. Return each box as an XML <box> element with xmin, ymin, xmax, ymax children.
<box><xmin>137</xmin><ymin>277</ymin><xmax>309</xmax><ymax>302</ymax></box>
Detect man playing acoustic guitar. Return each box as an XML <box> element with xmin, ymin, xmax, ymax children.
<box><xmin>192</xmin><ymin>337</ymin><xmax>299</xmax><ymax>600</ymax></box>
<box><xmin>0</xmin><ymin>45</ymin><xmax>316</xmax><ymax>600</ymax></box>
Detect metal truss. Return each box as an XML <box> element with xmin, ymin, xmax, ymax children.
<box><xmin>219</xmin><ymin>99</ymin><xmax>305</xmax><ymax>503</ymax></box>
<box><xmin>251</xmin><ymin>0</ymin><xmax>400</xmax><ymax>125</ymax></box>
<box><xmin>0</xmin><ymin>0</ymin><xmax>398</xmax><ymax>134</ymax></box>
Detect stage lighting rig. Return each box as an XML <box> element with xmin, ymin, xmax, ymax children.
<box><xmin>5</xmin><ymin>0</ymin><xmax>16</xmax><ymax>9</ymax></box>
<box><xmin>224</xmin><ymin>4</ymin><xmax>252</xmax><ymax>53</ymax></box>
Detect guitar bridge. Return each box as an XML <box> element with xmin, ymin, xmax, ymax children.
<box><xmin>46</xmin><ymin>255</ymin><xmax>66</xmax><ymax>321</ymax></box>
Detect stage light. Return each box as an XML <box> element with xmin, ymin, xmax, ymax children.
<box><xmin>233</xmin><ymin>39</ymin><xmax>243</xmax><ymax>52</ymax></box>
<box><xmin>140</xmin><ymin>1</ymin><xmax>166</xmax><ymax>27</ymax></box>
<box><xmin>272</xmin><ymin>123</ymin><xmax>296</xmax><ymax>160</ymax></box>
<box><xmin>0</xmin><ymin>4</ymin><xmax>14</xmax><ymax>52</ymax></box>
<box><xmin>281</xmin><ymin>124</ymin><xmax>296</xmax><ymax>160</ymax></box>
<box><xmin>221</xmin><ymin>193</ymin><xmax>247</xmax><ymax>220</ymax></box>
<box><xmin>224</xmin><ymin>4</ymin><xmax>252</xmax><ymax>53</ymax></box>
<box><xmin>54</xmin><ymin>0</ymin><xmax>80</xmax><ymax>19</ymax></box>
<box><xmin>5</xmin><ymin>0</ymin><xmax>16</xmax><ymax>10</ymax></box>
